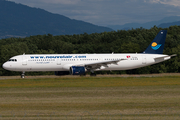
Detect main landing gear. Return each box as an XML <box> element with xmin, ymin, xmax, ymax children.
<box><xmin>21</xmin><ymin>71</ymin><xmax>25</xmax><ymax>78</ymax></box>
<box><xmin>90</xmin><ymin>70</ymin><xmax>96</xmax><ymax>76</ymax></box>
<box><xmin>90</xmin><ymin>73</ymin><xmax>96</xmax><ymax>76</ymax></box>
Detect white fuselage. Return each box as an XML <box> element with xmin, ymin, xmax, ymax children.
<box><xmin>2</xmin><ymin>54</ymin><xmax>170</xmax><ymax>72</ymax></box>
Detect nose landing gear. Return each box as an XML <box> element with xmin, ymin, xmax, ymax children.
<box><xmin>21</xmin><ymin>71</ymin><xmax>25</xmax><ymax>78</ymax></box>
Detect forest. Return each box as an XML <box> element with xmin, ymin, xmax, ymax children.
<box><xmin>0</xmin><ymin>26</ymin><xmax>180</xmax><ymax>76</ymax></box>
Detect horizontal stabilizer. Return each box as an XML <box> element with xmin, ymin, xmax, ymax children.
<box><xmin>154</xmin><ymin>54</ymin><xmax>177</xmax><ymax>59</ymax></box>
<box><xmin>154</xmin><ymin>54</ymin><xmax>176</xmax><ymax>63</ymax></box>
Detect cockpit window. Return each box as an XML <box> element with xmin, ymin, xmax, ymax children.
<box><xmin>8</xmin><ymin>59</ymin><xmax>17</xmax><ymax>62</ymax></box>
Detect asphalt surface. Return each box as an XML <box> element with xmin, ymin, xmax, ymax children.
<box><xmin>0</xmin><ymin>73</ymin><xmax>180</xmax><ymax>80</ymax></box>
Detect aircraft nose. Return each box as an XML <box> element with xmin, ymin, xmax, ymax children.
<box><xmin>3</xmin><ymin>62</ymin><xmax>16</xmax><ymax>71</ymax></box>
<box><xmin>2</xmin><ymin>62</ymin><xmax>8</xmax><ymax>70</ymax></box>
<box><xmin>2</xmin><ymin>62</ymin><xmax>13</xmax><ymax>70</ymax></box>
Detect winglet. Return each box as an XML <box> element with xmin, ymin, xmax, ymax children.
<box><xmin>143</xmin><ymin>30</ymin><xmax>167</xmax><ymax>54</ymax></box>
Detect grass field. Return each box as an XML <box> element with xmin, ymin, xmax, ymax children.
<box><xmin>0</xmin><ymin>75</ymin><xmax>180</xmax><ymax>119</ymax></box>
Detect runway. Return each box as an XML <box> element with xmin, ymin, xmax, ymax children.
<box><xmin>0</xmin><ymin>73</ymin><xmax>180</xmax><ymax>80</ymax></box>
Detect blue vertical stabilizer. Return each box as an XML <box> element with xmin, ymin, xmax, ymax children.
<box><xmin>143</xmin><ymin>30</ymin><xmax>167</xmax><ymax>54</ymax></box>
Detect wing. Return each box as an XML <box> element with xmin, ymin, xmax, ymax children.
<box><xmin>74</xmin><ymin>58</ymin><xmax>127</xmax><ymax>70</ymax></box>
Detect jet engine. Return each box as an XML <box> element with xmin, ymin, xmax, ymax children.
<box><xmin>70</xmin><ymin>66</ymin><xmax>86</xmax><ymax>75</ymax></box>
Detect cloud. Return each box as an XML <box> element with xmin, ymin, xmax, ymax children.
<box><xmin>7</xmin><ymin>0</ymin><xmax>180</xmax><ymax>26</ymax></box>
<box><xmin>38</xmin><ymin>0</ymin><xmax>81</xmax><ymax>5</ymax></box>
<box><xmin>7</xmin><ymin>0</ymin><xmax>81</xmax><ymax>5</ymax></box>
<box><xmin>147</xmin><ymin>0</ymin><xmax>180</xmax><ymax>7</ymax></box>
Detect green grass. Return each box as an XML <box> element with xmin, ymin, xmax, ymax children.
<box><xmin>0</xmin><ymin>76</ymin><xmax>180</xmax><ymax>88</ymax></box>
<box><xmin>0</xmin><ymin>76</ymin><xmax>180</xmax><ymax>119</ymax></box>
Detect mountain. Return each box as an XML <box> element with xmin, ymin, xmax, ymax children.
<box><xmin>0</xmin><ymin>0</ymin><xmax>112</xmax><ymax>39</ymax></box>
<box><xmin>158</xmin><ymin>21</ymin><xmax>180</xmax><ymax>28</ymax></box>
<box><xmin>108</xmin><ymin>16</ymin><xmax>180</xmax><ymax>30</ymax></box>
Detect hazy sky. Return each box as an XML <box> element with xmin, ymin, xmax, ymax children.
<box><xmin>7</xmin><ymin>0</ymin><xmax>180</xmax><ymax>26</ymax></box>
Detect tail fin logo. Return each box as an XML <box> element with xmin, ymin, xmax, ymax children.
<box><xmin>151</xmin><ymin>42</ymin><xmax>161</xmax><ymax>50</ymax></box>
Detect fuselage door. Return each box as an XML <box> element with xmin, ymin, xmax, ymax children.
<box><xmin>57</xmin><ymin>58</ymin><xmax>61</xmax><ymax>65</ymax></box>
<box><xmin>142</xmin><ymin>55</ymin><xmax>146</xmax><ymax>64</ymax></box>
<box><xmin>22</xmin><ymin>56</ymin><xmax>27</xmax><ymax>65</ymax></box>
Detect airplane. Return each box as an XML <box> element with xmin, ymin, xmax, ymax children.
<box><xmin>2</xmin><ymin>30</ymin><xmax>176</xmax><ymax>78</ymax></box>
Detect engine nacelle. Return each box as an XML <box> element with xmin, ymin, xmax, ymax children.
<box><xmin>70</xmin><ymin>66</ymin><xmax>86</xmax><ymax>75</ymax></box>
<box><xmin>55</xmin><ymin>71</ymin><xmax>70</xmax><ymax>76</ymax></box>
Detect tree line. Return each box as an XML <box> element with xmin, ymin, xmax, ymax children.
<box><xmin>0</xmin><ymin>26</ymin><xmax>180</xmax><ymax>76</ymax></box>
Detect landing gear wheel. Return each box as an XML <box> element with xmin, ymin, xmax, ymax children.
<box><xmin>90</xmin><ymin>73</ymin><xmax>96</xmax><ymax>76</ymax></box>
<box><xmin>80</xmin><ymin>73</ymin><xmax>86</xmax><ymax>76</ymax></box>
<box><xmin>21</xmin><ymin>72</ymin><xmax>25</xmax><ymax>78</ymax></box>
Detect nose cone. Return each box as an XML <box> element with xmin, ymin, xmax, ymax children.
<box><xmin>3</xmin><ymin>62</ymin><xmax>17</xmax><ymax>71</ymax></box>
<box><xmin>2</xmin><ymin>62</ymin><xmax>8</xmax><ymax>70</ymax></box>
<box><xmin>2</xmin><ymin>62</ymin><xmax>14</xmax><ymax>71</ymax></box>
